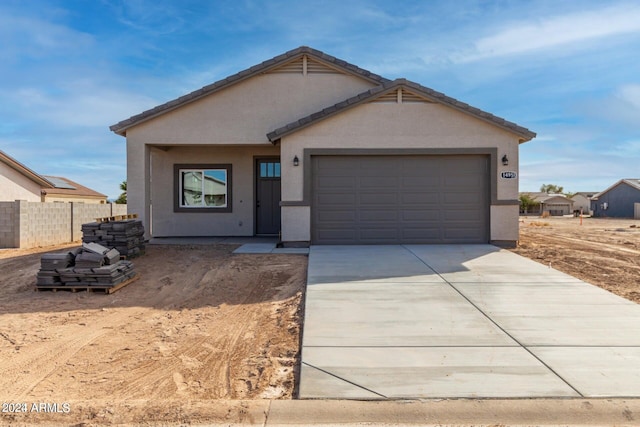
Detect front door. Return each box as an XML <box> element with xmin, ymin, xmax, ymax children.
<box><xmin>256</xmin><ymin>158</ymin><xmax>281</xmax><ymax>235</ymax></box>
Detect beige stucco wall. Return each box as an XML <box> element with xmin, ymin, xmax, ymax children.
<box><xmin>148</xmin><ymin>145</ymin><xmax>278</xmax><ymax>237</ymax></box>
<box><xmin>125</xmin><ymin>71</ymin><xmax>378</xmax><ymax>237</ymax></box>
<box><xmin>123</xmin><ymin>70</ymin><xmax>526</xmax><ymax>243</ymax></box>
<box><xmin>126</xmin><ymin>141</ymin><xmax>150</xmax><ymax>236</ymax></box>
<box><xmin>0</xmin><ymin>164</ymin><xmax>42</xmax><ymax>202</ymax></box>
<box><xmin>127</xmin><ymin>73</ymin><xmax>376</xmax><ymax>145</ymax></box>
<box><xmin>571</xmin><ymin>194</ymin><xmax>591</xmax><ymax>214</ymax></box>
<box><xmin>281</xmin><ymin>102</ymin><xmax>519</xmax><ymax>201</ymax></box>
<box><xmin>490</xmin><ymin>205</ymin><xmax>519</xmax><ymax>242</ymax></box>
<box><xmin>281</xmin><ymin>205</ymin><xmax>311</xmax><ymax>241</ymax></box>
<box><xmin>280</xmin><ymin>102</ymin><xmax>523</xmax><ymax>243</ymax></box>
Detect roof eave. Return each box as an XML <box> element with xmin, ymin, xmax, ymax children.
<box><xmin>110</xmin><ymin>46</ymin><xmax>390</xmax><ymax>137</ymax></box>
<box><xmin>0</xmin><ymin>150</ymin><xmax>54</xmax><ymax>187</ymax></box>
<box><xmin>268</xmin><ymin>79</ymin><xmax>536</xmax><ymax>142</ymax></box>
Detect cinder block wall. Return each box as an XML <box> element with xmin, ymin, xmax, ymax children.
<box><xmin>112</xmin><ymin>204</ymin><xmax>128</xmax><ymax>216</ymax></box>
<box><xmin>0</xmin><ymin>201</ymin><xmax>128</xmax><ymax>248</ymax></box>
<box><xmin>0</xmin><ymin>202</ymin><xmax>16</xmax><ymax>247</ymax></box>
<box><xmin>18</xmin><ymin>201</ymin><xmax>72</xmax><ymax>248</ymax></box>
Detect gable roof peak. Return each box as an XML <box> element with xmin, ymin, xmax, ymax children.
<box><xmin>110</xmin><ymin>46</ymin><xmax>389</xmax><ymax>136</ymax></box>
<box><xmin>267</xmin><ymin>77</ymin><xmax>536</xmax><ymax>142</ymax></box>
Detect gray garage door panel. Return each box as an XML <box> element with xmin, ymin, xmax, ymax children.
<box><xmin>312</xmin><ymin>155</ymin><xmax>489</xmax><ymax>244</ymax></box>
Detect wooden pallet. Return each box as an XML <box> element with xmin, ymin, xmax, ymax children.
<box><xmin>35</xmin><ymin>274</ymin><xmax>140</xmax><ymax>294</ymax></box>
<box><xmin>119</xmin><ymin>251</ymin><xmax>145</xmax><ymax>261</ymax></box>
<box><xmin>95</xmin><ymin>214</ymin><xmax>138</xmax><ymax>223</ymax></box>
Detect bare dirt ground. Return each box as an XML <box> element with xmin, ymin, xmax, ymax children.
<box><xmin>2</xmin><ymin>218</ymin><xmax>639</xmax><ymax>425</ymax></box>
<box><xmin>0</xmin><ymin>243</ymin><xmax>306</xmax><ymax>426</ymax></box>
<box><xmin>511</xmin><ymin>216</ymin><xmax>640</xmax><ymax>304</ymax></box>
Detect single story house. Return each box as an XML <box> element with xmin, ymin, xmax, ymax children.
<box><xmin>591</xmin><ymin>179</ymin><xmax>640</xmax><ymax>218</ymax></box>
<box><xmin>520</xmin><ymin>192</ymin><xmax>574</xmax><ymax>216</ymax></box>
<box><xmin>570</xmin><ymin>192</ymin><xmax>597</xmax><ymax>215</ymax></box>
<box><xmin>0</xmin><ymin>150</ymin><xmax>107</xmax><ymax>203</ymax></box>
<box><xmin>110</xmin><ymin>46</ymin><xmax>535</xmax><ymax>247</ymax></box>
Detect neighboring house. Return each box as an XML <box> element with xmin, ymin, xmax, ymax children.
<box><xmin>40</xmin><ymin>176</ymin><xmax>108</xmax><ymax>203</ymax></box>
<box><xmin>520</xmin><ymin>192</ymin><xmax>574</xmax><ymax>216</ymax></box>
<box><xmin>570</xmin><ymin>192</ymin><xmax>597</xmax><ymax>215</ymax></box>
<box><xmin>591</xmin><ymin>179</ymin><xmax>640</xmax><ymax>218</ymax></box>
<box><xmin>110</xmin><ymin>46</ymin><xmax>535</xmax><ymax>247</ymax></box>
<box><xmin>0</xmin><ymin>150</ymin><xmax>107</xmax><ymax>203</ymax></box>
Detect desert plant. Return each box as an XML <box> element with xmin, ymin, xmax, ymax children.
<box><xmin>115</xmin><ymin>181</ymin><xmax>127</xmax><ymax>204</ymax></box>
<box><xmin>540</xmin><ymin>183</ymin><xmax>564</xmax><ymax>194</ymax></box>
<box><xmin>519</xmin><ymin>194</ymin><xmax>538</xmax><ymax>214</ymax></box>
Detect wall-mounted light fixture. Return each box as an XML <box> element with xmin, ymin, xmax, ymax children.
<box><xmin>293</xmin><ymin>155</ymin><xmax>299</xmax><ymax>166</ymax></box>
<box><xmin>501</xmin><ymin>154</ymin><xmax>509</xmax><ymax>166</ymax></box>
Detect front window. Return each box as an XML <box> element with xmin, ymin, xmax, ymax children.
<box><xmin>174</xmin><ymin>164</ymin><xmax>232</xmax><ymax>212</ymax></box>
<box><xmin>180</xmin><ymin>169</ymin><xmax>227</xmax><ymax>207</ymax></box>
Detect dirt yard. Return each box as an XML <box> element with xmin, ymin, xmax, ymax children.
<box><xmin>0</xmin><ymin>243</ymin><xmax>306</xmax><ymax>425</ymax></box>
<box><xmin>2</xmin><ymin>219</ymin><xmax>639</xmax><ymax>425</ymax></box>
<box><xmin>512</xmin><ymin>216</ymin><xmax>640</xmax><ymax>304</ymax></box>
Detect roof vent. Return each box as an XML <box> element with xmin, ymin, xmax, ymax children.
<box><xmin>370</xmin><ymin>89</ymin><xmax>433</xmax><ymax>104</ymax></box>
<box><xmin>268</xmin><ymin>55</ymin><xmax>343</xmax><ymax>75</ymax></box>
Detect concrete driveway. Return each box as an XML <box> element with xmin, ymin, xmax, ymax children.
<box><xmin>300</xmin><ymin>245</ymin><xmax>640</xmax><ymax>399</ymax></box>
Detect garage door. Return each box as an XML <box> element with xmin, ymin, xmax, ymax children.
<box><xmin>311</xmin><ymin>155</ymin><xmax>489</xmax><ymax>244</ymax></box>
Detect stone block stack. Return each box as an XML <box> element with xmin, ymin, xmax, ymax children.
<box><xmin>36</xmin><ymin>243</ymin><xmax>137</xmax><ymax>290</ymax></box>
<box><xmin>36</xmin><ymin>250</ymin><xmax>79</xmax><ymax>286</ymax></box>
<box><xmin>81</xmin><ymin>219</ymin><xmax>145</xmax><ymax>257</ymax></box>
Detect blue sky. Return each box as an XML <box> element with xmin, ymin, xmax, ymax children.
<box><xmin>1</xmin><ymin>0</ymin><xmax>639</xmax><ymax>199</ymax></box>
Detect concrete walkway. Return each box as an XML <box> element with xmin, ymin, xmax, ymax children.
<box><xmin>301</xmin><ymin>245</ymin><xmax>640</xmax><ymax>399</ymax></box>
<box><xmin>172</xmin><ymin>398</ymin><xmax>640</xmax><ymax>426</ymax></box>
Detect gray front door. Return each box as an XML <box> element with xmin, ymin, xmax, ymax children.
<box><xmin>256</xmin><ymin>159</ymin><xmax>281</xmax><ymax>235</ymax></box>
<box><xmin>311</xmin><ymin>155</ymin><xmax>490</xmax><ymax>244</ymax></box>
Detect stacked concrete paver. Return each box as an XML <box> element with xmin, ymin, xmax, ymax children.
<box><xmin>81</xmin><ymin>220</ymin><xmax>145</xmax><ymax>257</ymax></box>
<box><xmin>36</xmin><ymin>243</ymin><xmax>136</xmax><ymax>290</ymax></box>
<box><xmin>36</xmin><ymin>251</ymin><xmax>77</xmax><ymax>286</ymax></box>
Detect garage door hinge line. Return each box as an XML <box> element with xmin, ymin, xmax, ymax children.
<box><xmin>302</xmin><ymin>361</ymin><xmax>388</xmax><ymax>398</ymax></box>
<box><xmin>401</xmin><ymin>245</ymin><xmax>585</xmax><ymax>398</ymax></box>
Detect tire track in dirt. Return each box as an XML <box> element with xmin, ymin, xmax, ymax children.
<box><xmin>113</xmin><ymin>258</ymin><xmax>274</xmax><ymax>399</ymax></box>
<box><xmin>528</xmin><ymin>232</ymin><xmax>640</xmax><ymax>256</ymax></box>
<box><xmin>1</xmin><ymin>325</ymin><xmax>111</xmax><ymax>400</ymax></box>
<box><xmin>514</xmin><ymin>222</ymin><xmax>640</xmax><ymax>304</ymax></box>
<box><xmin>0</xmin><ymin>244</ymin><xmax>306</xmax><ymax>423</ymax></box>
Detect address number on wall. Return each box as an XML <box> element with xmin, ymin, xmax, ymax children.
<box><xmin>501</xmin><ymin>171</ymin><xmax>517</xmax><ymax>179</ymax></box>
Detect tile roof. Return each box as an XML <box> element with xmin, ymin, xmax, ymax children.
<box><xmin>110</xmin><ymin>46</ymin><xmax>390</xmax><ymax>136</ymax></box>
<box><xmin>266</xmin><ymin>79</ymin><xmax>536</xmax><ymax>142</ymax></box>
<box><xmin>520</xmin><ymin>192</ymin><xmax>572</xmax><ymax>203</ymax></box>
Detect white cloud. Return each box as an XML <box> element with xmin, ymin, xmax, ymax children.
<box><xmin>7</xmin><ymin>83</ymin><xmax>158</xmax><ymax>128</ymax></box>
<box><xmin>0</xmin><ymin>12</ymin><xmax>94</xmax><ymax>60</ymax></box>
<box><xmin>618</xmin><ymin>84</ymin><xmax>640</xmax><ymax>109</ymax></box>
<box><xmin>572</xmin><ymin>84</ymin><xmax>640</xmax><ymax>132</ymax></box>
<box><xmin>604</xmin><ymin>139</ymin><xmax>640</xmax><ymax>157</ymax></box>
<box><xmin>458</xmin><ymin>3</ymin><xmax>640</xmax><ymax>62</ymax></box>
